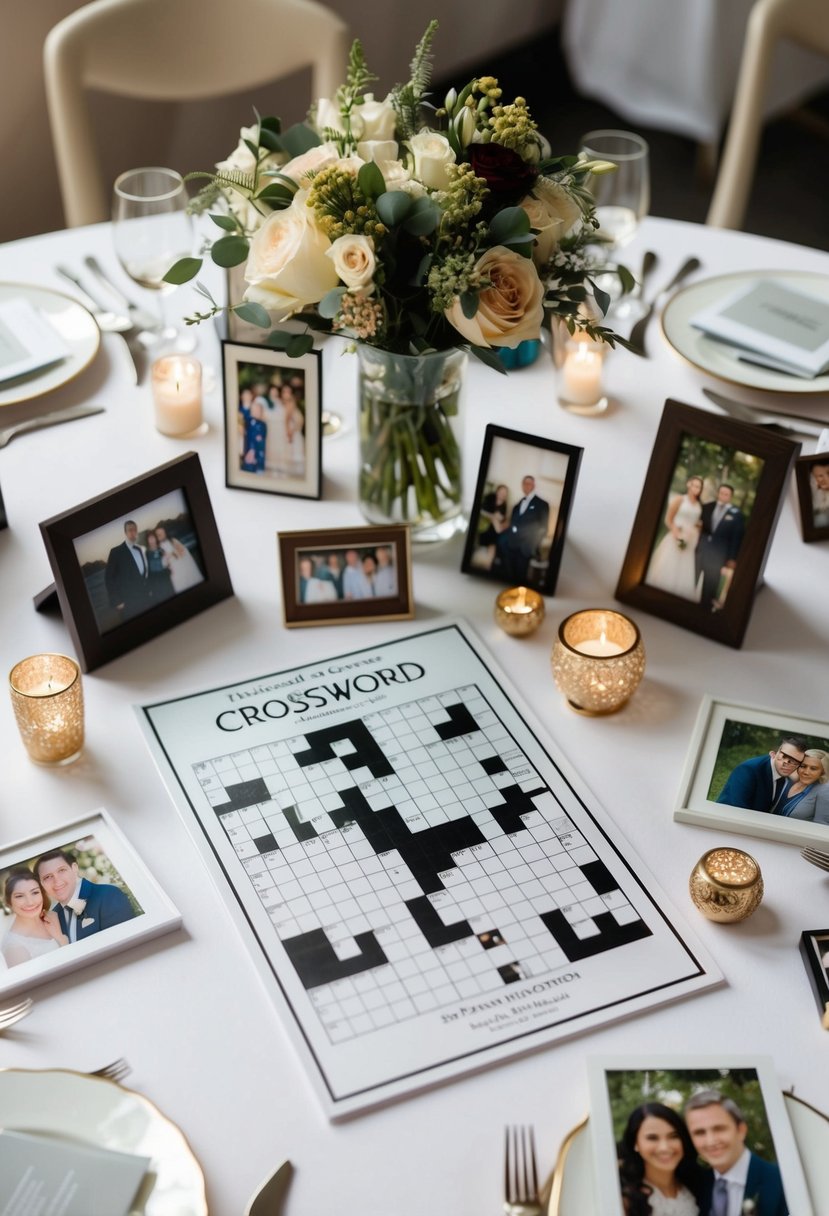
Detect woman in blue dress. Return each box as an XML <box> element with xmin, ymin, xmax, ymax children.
<box><xmin>779</xmin><ymin>749</ymin><xmax>829</xmax><ymax>817</ymax></box>
<box><xmin>242</xmin><ymin>400</ymin><xmax>267</xmax><ymax>474</ymax></box>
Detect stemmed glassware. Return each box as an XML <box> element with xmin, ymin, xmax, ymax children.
<box><xmin>579</xmin><ymin>130</ymin><xmax>650</xmax><ymax>315</ymax></box>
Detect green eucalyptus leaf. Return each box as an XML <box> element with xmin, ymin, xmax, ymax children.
<box><xmin>260</xmin><ymin>115</ymin><xmax>281</xmax><ymax>134</ymax></box>
<box><xmin>460</xmin><ymin>291</ymin><xmax>478</xmax><ymax>320</ymax></box>
<box><xmin>376</xmin><ymin>190</ymin><xmax>413</xmax><ymax>226</ymax></box>
<box><xmin>589</xmin><ymin>277</ymin><xmax>611</xmax><ymax>317</ymax></box>
<box><xmin>258</xmin><ymin>127</ymin><xmax>282</xmax><ymax>152</ymax></box>
<box><xmin>617</xmin><ymin>263</ymin><xmax>636</xmax><ymax>295</ymax></box>
<box><xmin>243</xmin><ymin>138</ymin><xmax>259</xmax><ymax>159</ymax></box>
<box><xmin>318</xmin><ymin>287</ymin><xmax>347</xmax><ymax>318</ymax></box>
<box><xmin>402</xmin><ymin>196</ymin><xmax>440</xmax><ymax>235</ymax></box>
<box><xmin>163</xmin><ymin>257</ymin><xmax>202</xmax><ymax>285</ymax></box>
<box><xmin>286</xmin><ymin>333</ymin><xmax>314</xmax><ymax>358</ymax></box>
<box><xmin>266</xmin><ymin>329</ymin><xmax>293</xmax><ymax>350</ymax></box>
<box><xmin>209</xmin><ymin>213</ymin><xmax>238</xmax><ymax>232</ymax></box>
<box><xmin>489</xmin><ymin>205</ymin><xmax>531</xmax><ymax>243</ymax></box>
<box><xmin>278</xmin><ymin>122</ymin><xmax>320</xmax><ymax>158</ymax></box>
<box><xmin>255</xmin><ymin>183</ymin><xmax>295</xmax><ymax>204</ymax></box>
<box><xmin>234</xmin><ymin>302</ymin><xmax>271</xmax><ymax>328</ymax></box>
<box><xmin>469</xmin><ymin>344</ymin><xmax>508</xmax><ymax>374</ymax></box>
<box><xmin>357</xmin><ymin>160</ymin><xmax>386</xmax><ymax>200</ymax></box>
<box><xmin>210</xmin><ymin>236</ymin><xmax>250</xmax><ymax>268</ymax></box>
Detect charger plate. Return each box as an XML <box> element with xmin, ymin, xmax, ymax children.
<box><xmin>0</xmin><ymin>1068</ymin><xmax>207</xmax><ymax>1215</ymax></box>
<box><xmin>547</xmin><ymin>1093</ymin><xmax>828</xmax><ymax>1214</ymax></box>
<box><xmin>0</xmin><ymin>282</ymin><xmax>99</xmax><ymax>407</ymax></box>
<box><xmin>660</xmin><ymin>270</ymin><xmax>829</xmax><ymax>394</ymax></box>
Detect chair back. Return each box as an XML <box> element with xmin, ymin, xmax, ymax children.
<box><xmin>44</xmin><ymin>0</ymin><xmax>349</xmax><ymax>226</ymax></box>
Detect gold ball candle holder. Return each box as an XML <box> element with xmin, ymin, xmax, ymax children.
<box><xmin>9</xmin><ymin>653</ymin><xmax>84</xmax><ymax>765</ymax></box>
<box><xmin>494</xmin><ymin>586</ymin><xmax>545</xmax><ymax>637</ymax></box>
<box><xmin>550</xmin><ymin>609</ymin><xmax>645</xmax><ymax>715</ymax></box>
<box><xmin>689</xmin><ymin>847</ymin><xmax>764</xmax><ymax>923</ymax></box>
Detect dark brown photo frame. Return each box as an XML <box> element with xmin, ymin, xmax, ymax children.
<box><xmin>39</xmin><ymin>452</ymin><xmax>233</xmax><ymax>672</ymax></box>
<box><xmin>278</xmin><ymin>525</ymin><xmax>413</xmax><ymax>628</ymax></box>
<box><xmin>799</xmin><ymin>929</ymin><xmax>829</xmax><ymax>1029</ymax></box>
<box><xmin>615</xmin><ymin>399</ymin><xmax>799</xmax><ymax>648</ymax></box>
<box><xmin>460</xmin><ymin>424</ymin><xmax>583</xmax><ymax>594</ymax></box>
<box><xmin>794</xmin><ymin>452</ymin><xmax>829</xmax><ymax>543</ymax></box>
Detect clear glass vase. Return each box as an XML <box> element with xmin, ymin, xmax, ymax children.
<box><xmin>357</xmin><ymin>345</ymin><xmax>467</xmax><ymax>543</ymax></box>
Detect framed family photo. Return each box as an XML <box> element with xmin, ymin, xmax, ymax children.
<box><xmin>615</xmin><ymin>400</ymin><xmax>799</xmax><ymax>648</ymax></box>
<box><xmin>39</xmin><ymin>452</ymin><xmax>233</xmax><ymax>672</ymax></box>
<box><xmin>799</xmin><ymin>930</ymin><xmax>829</xmax><ymax>1029</ymax></box>
<box><xmin>0</xmin><ymin>809</ymin><xmax>180</xmax><ymax>999</ymax></box>
<box><xmin>675</xmin><ymin>696</ymin><xmax>829</xmax><ymax>847</ymax></box>
<box><xmin>278</xmin><ymin>525</ymin><xmax>413</xmax><ymax>627</ymax></box>
<box><xmin>222</xmin><ymin>340</ymin><xmax>322</xmax><ymax>500</ymax></box>
<box><xmin>794</xmin><ymin>452</ymin><xmax>829</xmax><ymax>543</ymax></box>
<box><xmin>460</xmin><ymin>425</ymin><xmax>582</xmax><ymax>594</ymax></box>
<box><xmin>587</xmin><ymin>1055</ymin><xmax>813</xmax><ymax>1216</ymax></box>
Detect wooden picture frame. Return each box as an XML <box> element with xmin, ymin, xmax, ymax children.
<box><xmin>222</xmin><ymin>340</ymin><xmax>322</xmax><ymax>500</ymax></box>
<box><xmin>616</xmin><ymin>399</ymin><xmax>799</xmax><ymax>648</ymax></box>
<box><xmin>799</xmin><ymin>930</ymin><xmax>829</xmax><ymax>1029</ymax></box>
<box><xmin>460</xmin><ymin>424</ymin><xmax>582</xmax><ymax>594</ymax></box>
<box><xmin>794</xmin><ymin>452</ymin><xmax>829</xmax><ymax>543</ymax></box>
<box><xmin>278</xmin><ymin>525</ymin><xmax>414</xmax><ymax>628</ymax></box>
<box><xmin>39</xmin><ymin>452</ymin><xmax>233</xmax><ymax>672</ymax></box>
<box><xmin>0</xmin><ymin>479</ymin><xmax>7</xmax><ymax>530</ymax></box>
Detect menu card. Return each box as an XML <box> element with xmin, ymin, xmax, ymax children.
<box><xmin>0</xmin><ymin>299</ymin><xmax>69</xmax><ymax>385</ymax></box>
<box><xmin>691</xmin><ymin>278</ymin><xmax>829</xmax><ymax>377</ymax></box>
<box><xmin>0</xmin><ymin>1130</ymin><xmax>149</xmax><ymax>1216</ymax></box>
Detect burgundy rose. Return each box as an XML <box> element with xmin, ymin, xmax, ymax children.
<box><xmin>469</xmin><ymin>143</ymin><xmax>538</xmax><ymax>205</ymax></box>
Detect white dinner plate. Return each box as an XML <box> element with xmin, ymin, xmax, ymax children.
<box><xmin>661</xmin><ymin>270</ymin><xmax>829</xmax><ymax>395</ymax></box>
<box><xmin>0</xmin><ymin>282</ymin><xmax>100</xmax><ymax>408</ymax></box>
<box><xmin>0</xmin><ymin>1068</ymin><xmax>207</xmax><ymax>1215</ymax></box>
<box><xmin>548</xmin><ymin>1094</ymin><xmax>829</xmax><ymax>1214</ymax></box>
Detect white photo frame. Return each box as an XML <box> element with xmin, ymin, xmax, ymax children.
<box><xmin>587</xmin><ymin>1054</ymin><xmax>814</xmax><ymax>1216</ymax></box>
<box><xmin>674</xmin><ymin>696</ymin><xmax>829</xmax><ymax>847</ymax></box>
<box><xmin>0</xmin><ymin>809</ymin><xmax>180</xmax><ymax>998</ymax></box>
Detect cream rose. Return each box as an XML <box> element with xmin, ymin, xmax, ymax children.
<box><xmin>315</xmin><ymin>97</ymin><xmax>350</xmax><ymax>137</ymax></box>
<box><xmin>280</xmin><ymin>141</ymin><xmax>339</xmax><ymax>186</ymax></box>
<box><xmin>444</xmin><ymin>246</ymin><xmax>544</xmax><ymax>348</ymax></box>
<box><xmin>244</xmin><ymin>194</ymin><xmax>338</xmax><ymax>319</ymax></box>
<box><xmin>356</xmin><ymin>139</ymin><xmax>399</xmax><ymax>165</ymax></box>
<box><xmin>326</xmin><ymin>234</ymin><xmax>376</xmax><ymax>291</ymax></box>
<box><xmin>408</xmin><ymin>131</ymin><xmax>456</xmax><ymax>190</ymax></box>
<box><xmin>521</xmin><ymin>179</ymin><xmax>582</xmax><ymax>266</ymax></box>
<box><xmin>377</xmin><ymin>160</ymin><xmax>426</xmax><ymax>197</ymax></box>
<box><xmin>358</xmin><ymin>92</ymin><xmax>396</xmax><ymax>141</ymax></box>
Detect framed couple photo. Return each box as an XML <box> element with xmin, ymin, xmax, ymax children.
<box><xmin>616</xmin><ymin>400</ymin><xmax>799</xmax><ymax>648</ymax></box>
<box><xmin>794</xmin><ymin>451</ymin><xmax>829</xmax><ymax>543</ymax></box>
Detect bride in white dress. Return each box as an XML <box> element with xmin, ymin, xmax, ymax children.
<box><xmin>154</xmin><ymin>526</ymin><xmax>204</xmax><ymax>595</ymax></box>
<box><xmin>645</xmin><ymin>475</ymin><xmax>704</xmax><ymax>601</ymax></box>
<box><xmin>1</xmin><ymin>870</ymin><xmax>68</xmax><ymax>968</ymax></box>
<box><xmin>619</xmin><ymin>1104</ymin><xmax>701</xmax><ymax>1216</ymax></box>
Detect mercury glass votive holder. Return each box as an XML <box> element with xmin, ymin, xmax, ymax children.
<box><xmin>9</xmin><ymin>653</ymin><xmax>84</xmax><ymax>765</ymax></box>
<box><xmin>550</xmin><ymin>608</ymin><xmax>645</xmax><ymax>715</ymax></box>
<box><xmin>689</xmin><ymin>847</ymin><xmax>764</xmax><ymax>923</ymax></box>
<box><xmin>494</xmin><ymin>586</ymin><xmax>545</xmax><ymax>637</ymax></box>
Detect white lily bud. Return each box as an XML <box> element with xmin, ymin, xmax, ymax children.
<box><xmin>455</xmin><ymin>106</ymin><xmax>477</xmax><ymax>147</ymax></box>
<box><xmin>444</xmin><ymin>88</ymin><xmax>458</xmax><ymax>115</ymax></box>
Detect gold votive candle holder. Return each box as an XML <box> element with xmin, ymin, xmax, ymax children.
<box><xmin>9</xmin><ymin>653</ymin><xmax>84</xmax><ymax>765</ymax></box>
<box><xmin>550</xmin><ymin>608</ymin><xmax>645</xmax><ymax>715</ymax></box>
<box><xmin>495</xmin><ymin>586</ymin><xmax>545</xmax><ymax>637</ymax></box>
<box><xmin>689</xmin><ymin>847</ymin><xmax>763</xmax><ymax>923</ymax></box>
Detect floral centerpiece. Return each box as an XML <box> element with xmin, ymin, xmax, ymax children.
<box><xmin>168</xmin><ymin>21</ymin><xmax>628</xmax><ymax>537</ymax></box>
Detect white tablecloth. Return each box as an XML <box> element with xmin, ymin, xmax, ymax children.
<box><xmin>0</xmin><ymin>216</ymin><xmax>828</xmax><ymax>1213</ymax></box>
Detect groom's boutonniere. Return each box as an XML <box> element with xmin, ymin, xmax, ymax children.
<box><xmin>67</xmin><ymin>897</ymin><xmax>87</xmax><ymax>916</ymax></box>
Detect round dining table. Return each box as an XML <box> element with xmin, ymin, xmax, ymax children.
<box><xmin>0</xmin><ymin>214</ymin><xmax>827</xmax><ymax>1214</ymax></box>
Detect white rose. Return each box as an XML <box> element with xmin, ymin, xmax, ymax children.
<box><xmin>377</xmin><ymin>160</ymin><xmax>425</xmax><ymax>197</ymax></box>
<box><xmin>280</xmin><ymin>141</ymin><xmax>339</xmax><ymax>186</ymax></box>
<box><xmin>358</xmin><ymin>93</ymin><xmax>396</xmax><ymax>141</ymax></box>
<box><xmin>326</xmin><ymin>234</ymin><xmax>376</xmax><ymax>291</ymax></box>
<box><xmin>356</xmin><ymin>140</ymin><xmax>399</xmax><ymax>165</ymax></box>
<box><xmin>408</xmin><ymin>131</ymin><xmax>456</xmax><ymax>191</ymax></box>
<box><xmin>520</xmin><ymin>178</ymin><xmax>583</xmax><ymax>266</ymax></box>
<box><xmin>444</xmin><ymin>246</ymin><xmax>544</xmax><ymax>348</ymax></box>
<box><xmin>315</xmin><ymin>97</ymin><xmax>353</xmax><ymax>138</ymax></box>
<box><xmin>215</xmin><ymin>125</ymin><xmax>286</xmax><ymax>232</ymax></box>
<box><xmin>244</xmin><ymin>193</ymin><xmax>339</xmax><ymax>319</ymax></box>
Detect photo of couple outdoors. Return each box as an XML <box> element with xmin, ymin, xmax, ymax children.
<box><xmin>297</xmin><ymin>544</ymin><xmax>398</xmax><ymax>605</ymax></box>
<box><xmin>1</xmin><ymin>838</ymin><xmax>140</xmax><ymax>970</ymax></box>
<box><xmin>74</xmin><ymin>489</ymin><xmax>205</xmax><ymax>635</ymax></box>
<box><xmin>809</xmin><ymin>459</ymin><xmax>829</xmax><ymax>528</ymax></box>
<box><xmin>236</xmin><ymin>360</ymin><xmax>306</xmax><ymax>480</ymax></box>
<box><xmin>710</xmin><ymin>720</ymin><xmax>829</xmax><ymax>825</ymax></box>
<box><xmin>610</xmin><ymin>1069</ymin><xmax>789</xmax><ymax>1216</ymax></box>
<box><xmin>645</xmin><ymin>435</ymin><xmax>764</xmax><ymax>612</ymax></box>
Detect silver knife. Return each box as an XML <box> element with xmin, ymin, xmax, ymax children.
<box><xmin>702</xmin><ymin>386</ymin><xmax>826</xmax><ymax>437</ymax></box>
<box><xmin>55</xmin><ymin>266</ymin><xmax>142</xmax><ymax>385</ymax></box>
<box><xmin>245</xmin><ymin>1160</ymin><xmax>293</xmax><ymax>1216</ymax></box>
<box><xmin>0</xmin><ymin>404</ymin><xmax>105</xmax><ymax>449</ymax></box>
<box><xmin>628</xmin><ymin>256</ymin><xmax>701</xmax><ymax>357</ymax></box>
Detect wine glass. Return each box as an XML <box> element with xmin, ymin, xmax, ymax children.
<box><xmin>579</xmin><ymin>130</ymin><xmax>650</xmax><ymax>315</ymax></box>
<box><xmin>112</xmin><ymin>167</ymin><xmax>195</xmax><ymax>351</ymax></box>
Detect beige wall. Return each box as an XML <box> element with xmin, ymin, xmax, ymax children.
<box><xmin>0</xmin><ymin>0</ymin><xmax>561</xmax><ymax>242</ymax></box>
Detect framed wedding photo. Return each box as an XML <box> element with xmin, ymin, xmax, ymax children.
<box><xmin>615</xmin><ymin>400</ymin><xmax>799</xmax><ymax>648</ymax></box>
<box><xmin>222</xmin><ymin>340</ymin><xmax>322</xmax><ymax>500</ymax></box>
<box><xmin>0</xmin><ymin>809</ymin><xmax>180</xmax><ymax>999</ymax></box>
<box><xmin>675</xmin><ymin>695</ymin><xmax>829</xmax><ymax>847</ymax></box>
<box><xmin>39</xmin><ymin>452</ymin><xmax>233</xmax><ymax>672</ymax></box>
<box><xmin>794</xmin><ymin>452</ymin><xmax>829</xmax><ymax>543</ymax></box>
<box><xmin>799</xmin><ymin>930</ymin><xmax>829</xmax><ymax>1028</ymax></box>
<box><xmin>587</xmin><ymin>1055</ymin><xmax>813</xmax><ymax>1216</ymax></box>
<box><xmin>460</xmin><ymin>424</ymin><xmax>582</xmax><ymax>593</ymax></box>
<box><xmin>278</xmin><ymin>525</ymin><xmax>413</xmax><ymax>627</ymax></box>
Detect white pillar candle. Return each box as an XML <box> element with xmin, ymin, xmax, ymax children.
<box><xmin>560</xmin><ymin>342</ymin><xmax>604</xmax><ymax>406</ymax></box>
<box><xmin>151</xmin><ymin>356</ymin><xmax>203</xmax><ymax>436</ymax></box>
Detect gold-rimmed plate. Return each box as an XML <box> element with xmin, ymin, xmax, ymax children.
<box><xmin>0</xmin><ymin>1068</ymin><xmax>207</xmax><ymax>1215</ymax></box>
<box><xmin>0</xmin><ymin>282</ymin><xmax>100</xmax><ymax>408</ymax></box>
<box><xmin>661</xmin><ymin>270</ymin><xmax>829</xmax><ymax>394</ymax></box>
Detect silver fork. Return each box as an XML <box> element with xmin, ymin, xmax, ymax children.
<box><xmin>0</xmin><ymin>997</ymin><xmax>34</xmax><ymax>1032</ymax></box>
<box><xmin>504</xmin><ymin>1125</ymin><xmax>542</xmax><ymax>1215</ymax></box>
<box><xmin>801</xmin><ymin>848</ymin><xmax>829</xmax><ymax>872</ymax></box>
<box><xmin>89</xmin><ymin>1058</ymin><xmax>132</xmax><ymax>1083</ymax></box>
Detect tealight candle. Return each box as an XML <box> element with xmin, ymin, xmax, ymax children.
<box><xmin>9</xmin><ymin>653</ymin><xmax>84</xmax><ymax>765</ymax></box>
<box><xmin>151</xmin><ymin>355</ymin><xmax>205</xmax><ymax>436</ymax></box>
<box><xmin>689</xmin><ymin>847</ymin><xmax>763</xmax><ymax>923</ymax></box>
<box><xmin>550</xmin><ymin>608</ymin><xmax>645</xmax><ymax>715</ymax></box>
<box><xmin>495</xmin><ymin>586</ymin><xmax>545</xmax><ymax>637</ymax></box>
<box><xmin>558</xmin><ymin>337</ymin><xmax>608</xmax><ymax>415</ymax></box>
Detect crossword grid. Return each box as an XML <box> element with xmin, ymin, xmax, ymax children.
<box><xmin>193</xmin><ymin>685</ymin><xmax>649</xmax><ymax>1042</ymax></box>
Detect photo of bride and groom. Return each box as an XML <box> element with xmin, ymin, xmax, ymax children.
<box><xmin>645</xmin><ymin>437</ymin><xmax>764</xmax><ymax>612</ymax></box>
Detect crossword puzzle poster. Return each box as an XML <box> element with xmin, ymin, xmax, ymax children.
<box><xmin>140</xmin><ymin>623</ymin><xmax>720</xmax><ymax>1117</ymax></box>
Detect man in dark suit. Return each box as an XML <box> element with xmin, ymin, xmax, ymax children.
<box><xmin>685</xmin><ymin>1090</ymin><xmax>788</xmax><ymax>1216</ymax></box>
<box><xmin>717</xmin><ymin>736</ymin><xmax>806</xmax><ymax>812</ymax></box>
<box><xmin>104</xmin><ymin>519</ymin><xmax>149</xmax><ymax>622</ymax></box>
<box><xmin>696</xmin><ymin>484</ymin><xmax>745</xmax><ymax>611</ymax></box>
<box><xmin>497</xmin><ymin>475</ymin><xmax>549</xmax><ymax>584</ymax></box>
<box><xmin>35</xmin><ymin>848</ymin><xmax>136</xmax><ymax>942</ymax></box>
